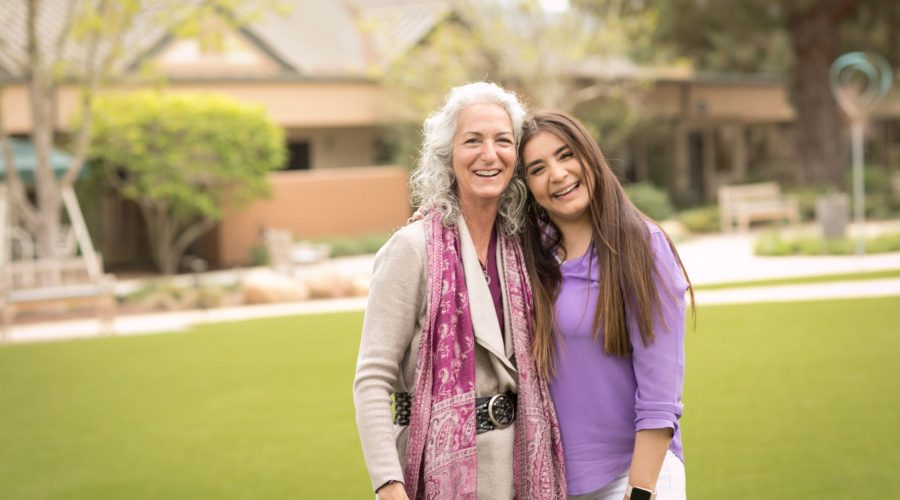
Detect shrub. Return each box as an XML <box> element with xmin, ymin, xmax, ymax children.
<box><xmin>624</xmin><ymin>183</ymin><xmax>675</xmax><ymax>221</ymax></box>
<box><xmin>785</xmin><ymin>186</ymin><xmax>831</xmax><ymax>222</ymax></box>
<box><xmin>755</xmin><ymin>231</ymin><xmax>900</xmax><ymax>256</ymax></box>
<box><xmin>865</xmin><ymin>192</ymin><xmax>900</xmax><ymax>220</ymax></box>
<box><xmin>848</xmin><ymin>166</ymin><xmax>900</xmax><ymax>220</ymax></box>
<box><xmin>123</xmin><ymin>279</ymin><xmax>228</xmax><ymax>310</ymax></box>
<box><xmin>677</xmin><ymin>205</ymin><xmax>721</xmax><ymax>233</ymax></box>
<box><xmin>786</xmin><ymin>176</ymin><xmax>900</xmax><ymax>222</ymax></box>
<box><xmin>250</xmin><ymin>244</ymin><xmax>269</xmax><ymax>266</ymax></box>
<box><xmin>754</xmin><ymin>231</ymin><xmax>794</xmax><ymax>256</ymax></box>
<box><xmin>869</xmin><ymin>232</ymin><xmax>900</xmax><ymax>253</ymax></box>
<box><xmin>324</xmin><ymin>238</ymin><xmax>365</xmax><ymax>258</ymax></box>
<box><xmin>313</xmin><ymin>232</ymin><xmax>392</xmax><ymax>258</ymax></box>
<box><xmin>89</xmin><ymin>92</ymin><xmax>286</xmax><ymax>274</ymax></box>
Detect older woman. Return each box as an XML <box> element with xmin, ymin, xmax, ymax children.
<box><xmin>353</xmin><ymin>82</ymin><xmax>566</xmax><ymax>500</ymax></box>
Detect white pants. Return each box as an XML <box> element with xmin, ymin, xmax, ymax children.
<box><xmin>568</xmin><ymin>450</ymin><xmax>686</xmax><ymax>500</ymax></box>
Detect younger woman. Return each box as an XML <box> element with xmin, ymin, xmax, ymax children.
<box><xmin>519</xmin><ymin>111</ymin><xmax>693</xmax><ymax>500</ymax></box>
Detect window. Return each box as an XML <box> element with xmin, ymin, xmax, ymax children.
<box><xmin>284</xmin><ymin>141</ymin><xmax>311</xmax><ymax>170</ymax></box>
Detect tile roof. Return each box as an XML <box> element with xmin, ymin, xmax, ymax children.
<box><xmin>0</xmin><ymin>0</ymin><xmax>189</xmax><ymax>79</ymax></box>
<box><xmin>0</xmin><ymin>0</ymin><xmax>451</xmax><ymax>81</ymax></box>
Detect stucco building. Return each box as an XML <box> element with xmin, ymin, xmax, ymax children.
<box><xmin>3</xmin><ymin>0</ymin><xmax>899</xmax><ymax>268</ymax></box>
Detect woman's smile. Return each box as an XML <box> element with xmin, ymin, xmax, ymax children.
<box><xmin>451</xmin><ymin>103</ymin><xmax>517</xmax><ymax>208</ymax></box>
<box><xmin>552</xmin><ymin>181</ymin><xmax>580</xmax><ymax>199</ymax></box>
<box><xmin>523</xmin><ymin>130</ymin><xmax>592</xmax><ymax>225</ymax></box>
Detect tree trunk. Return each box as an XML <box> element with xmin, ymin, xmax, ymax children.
<box><xmin>156</xmin><ymin>207</ymin><xmax>178</xmax><ymax>275</ymax></box>
<box><xmin>28</xmin><ymin>0</ymin><xmax>64</xmax><ymax>258</ymax></box>
<box><xmin>144</xmin><ymin>204</ymin><xmax>217</xmax><ymax>276</ymax></box>
<box><xmin>141</xmin><ymin>203</ymin><xmax>172</xmax><ymax>274</ymax></box>
<box><xmin>788</xmin><ymin>0</ymin><xmax>864</xmax><ymax>188</ymax></box>
<box><xmin>789</xmin><ymin>9</ymin><xmax>846</xmax><ymax>187</ymax></box>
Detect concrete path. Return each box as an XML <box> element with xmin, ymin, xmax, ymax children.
<box><xmin>4</xmin><ymin>225</ymin><xmax>900</xmax><ymax>345</ymax></box>
<box><xmin>677</xmin><ymin>231</ymin><xmax>900</xmax><ymax>286</ymax></box>
<box><xmin>2</xmin><ymin>298</ymin><xmax>368</xmax><ymax>344</ymax></box>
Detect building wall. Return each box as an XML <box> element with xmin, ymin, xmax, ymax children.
<box><xmin>286</xmin><ymin>126</ymin><xmax>382</xmax><ymax>168</ymax></box>
<box><xmin>646</xmin><ymin>81</ymin><xmax>795</xmax><ymax>122</ymax></box>
<box><xmin>1</xmin><ymin>83</ymin><xmax>387</xmax><ymax>171</ymax></box>
<box><xmin>688</xmin><ymin>84</ymin><xmax>794</xmax><ymax>122</ymax></box>
<box><xmin>0</xmin><ymin>81</ymin><xmax>389</xmax><ymax>133</ymax></box>
<box><xmin>204</xmin><ymin>166</ymin><xmax>410</xmax><ymax>267</ymax></box>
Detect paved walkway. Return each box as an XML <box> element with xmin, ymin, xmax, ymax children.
<box><xmin>2</xmin><ymin>298</ymin><xmax>369</xmax><ymax>344</ymax></box>
<box><xmin>676</xmin><ymin>230</ymin><xmax>900</xmax><ymax>286</ymax></box>
<box><xmin>4</xmin><ymin>224</ymin><xmax>900</xmax><ymax>344</ymax></box>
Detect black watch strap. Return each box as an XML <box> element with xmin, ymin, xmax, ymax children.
<box><xmin>626</xmin><ymin>484</ymin><xmax>656</xmax><ymax>500</ymax></box>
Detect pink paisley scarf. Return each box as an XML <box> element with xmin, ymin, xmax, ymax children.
<box><xmin>402</xmin><ymin>211</ymin><xmax>566</xmax><ymax>499</ymax></box>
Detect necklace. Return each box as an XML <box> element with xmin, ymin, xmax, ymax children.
<box><xmin>479</xmin><ymin>259</ymin><xmax>491</xmax><ymax>285</ymax></box>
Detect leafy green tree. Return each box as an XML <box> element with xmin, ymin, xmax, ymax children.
<box><xmin>88</xmin><ymin>92</ymin><xmax>285</xmax><ymax>274</ymax></box>
<box><xmin>1</xmin><ymin>0</ymin><xmax>143</xmax><ymax>259</ymax></box>
<box><xmin>603</xmin><ymin>0</ymin><xmax>899</xmax><ymax>188</ymax></box>
<box><xmin>380</xmin><ymin>0</ymin><xmax>656</xmax><ymax>169</ymax></box>
<box><xmin>0</xmin><ymin>0</ymin><xmax>281</xmax><ymax>259</ymax></box>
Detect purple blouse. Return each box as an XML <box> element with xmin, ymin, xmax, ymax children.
<box><xmin>549</xmin><ymin>225</ymin><xmax>688</xmax><ymax>495</ymax></box>
<box><xmin>484</xmin><ymin>225</ymin><xmax>504</xmax><ymax>336</ymax></box>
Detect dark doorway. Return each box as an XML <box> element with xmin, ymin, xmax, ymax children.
<box><xmin>688</xmin><ymin>131</ymin><xmax>706</xmax><ymax>203</ymax></box>
<box><xmin>284</xmin><ymin>141</ymin><xmax>311</xmax><ymax>171</ymax></box>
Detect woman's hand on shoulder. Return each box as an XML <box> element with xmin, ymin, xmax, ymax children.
<box><xmin>406</xmin><ymin>207</ymin><xmax>429</xmax><ymax>225</ymax></box>
<box><xmin>376</xmin><ymin>481</ymin><xmax>409</xmax><ymax>500</ymax></box>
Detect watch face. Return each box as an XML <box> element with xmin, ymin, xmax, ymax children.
<box><xmin>630</xmin><ymin>487</ymin><xmax>653</xmax><ymax>500</ymax></box>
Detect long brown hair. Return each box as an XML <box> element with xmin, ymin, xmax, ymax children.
<box><xmin>520</xmin><ymin>111</ymin><xmax>695</xmax><ymax>380</ymax></box>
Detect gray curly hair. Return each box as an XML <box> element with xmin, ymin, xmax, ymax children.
<box><xmin>409</xmin><ymin>81</ymin><xmax>528</xmax><ymax>235</ymax></box>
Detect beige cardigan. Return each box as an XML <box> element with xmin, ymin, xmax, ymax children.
<box><xmin>353</xmin><ymin>217</ymin><xmax>518</xmax><ymax>499</ymax></box>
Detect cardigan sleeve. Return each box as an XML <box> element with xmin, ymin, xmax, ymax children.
<box><xmin>352</xmin><ymin>225</ymin><xmax>426</xmax><ymax>492</ymax></box>
<box><xmin>629</xmin><ymin>228</ymin><xmax>689</xmax><ymax>433</ymax></box>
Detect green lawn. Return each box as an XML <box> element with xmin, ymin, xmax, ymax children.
<box><xmin>693</xmin><ymin>268</ymin><xmax>900</xmax><ymax>291</ymax></box>
<box><xmin>1</xmin><ymin>298</ymin><xmax>899</xmax><ymax>499</ymax></box>
<box><xmin>683</xmin><ymin>297</ymin><xmax>900</xmax><ymax>498</ymax></box>
<box><xmin>0</xmin><ymin>314</ymin><xmax>372</xmax><ymax>499</ymax></box>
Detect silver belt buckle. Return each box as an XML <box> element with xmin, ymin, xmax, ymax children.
<box><xmin>487</xmin><ymin>394</ymin><xmax>515</xmax><ymax>428</ymax></box>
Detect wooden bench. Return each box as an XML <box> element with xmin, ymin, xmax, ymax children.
<box><xmin>0</xmin><ymin>256</ymin><xmax>117</xmax><ymax>340</ymax></box>
<box><xmin>718</xmin><ymin>182</ymin><xmax>799</xmax><ymax>233</ymax></box>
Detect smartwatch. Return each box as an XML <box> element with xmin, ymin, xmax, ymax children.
<box><xmin>626</xmin><ymin>484</ymin><xmax>656</xmax><ymax>500</ymax></box>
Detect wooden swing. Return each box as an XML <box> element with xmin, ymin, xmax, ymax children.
<box><xmin>0</xmin><ymin>185</ymin><xmax>116</xmax><ymax>340</ymax></box>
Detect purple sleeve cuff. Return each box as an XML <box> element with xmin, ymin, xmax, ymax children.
<box><xmin>634</xmin><ymin>396</ymin><xmax>682</xmax><ymax>433</ymax></box>
<box><xmin>635</xmin><ymin>415</ymin><xmax>678</xmax><ymax>433</ymax></box>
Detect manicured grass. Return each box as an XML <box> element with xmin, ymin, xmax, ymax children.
<box><xmin>683</xmin><ymin>297</ymin><xmax>900</xmax><ymax>498</ymax></box>
<box><xmin>693</xmin><ymin>268</ymin><xmax>900</xmax><ymax>291</ymax></box>
<box><xmin>0</xmin><ymin>313</ymin><xmax>372</xmax><ymax>499</ymax></box>
<box><xmin>2</xmin><ymin>298</ymin><xmax>900</xmax><ymax>498</ymax></box>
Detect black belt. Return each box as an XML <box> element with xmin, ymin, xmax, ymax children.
<box><xmin>393</xmin><ymin>392</ymin><xmax>517</xmax><ymax>434</ymax></box>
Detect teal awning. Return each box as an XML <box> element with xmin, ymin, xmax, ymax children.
<box><xmin>0</xmin><ymin>138</ymin><xmax>89</xmax><ymax>183</ymax></box>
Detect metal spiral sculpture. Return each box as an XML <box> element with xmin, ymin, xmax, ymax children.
<box><xmin>829</xmin><ymin>52</ymin><xmax>893</xmax><ymax>256</ymax></box>
<box><xmin>830</xmin><ymin>52</ymin><xmax>892</xmax><ymax>120</ymax></box>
